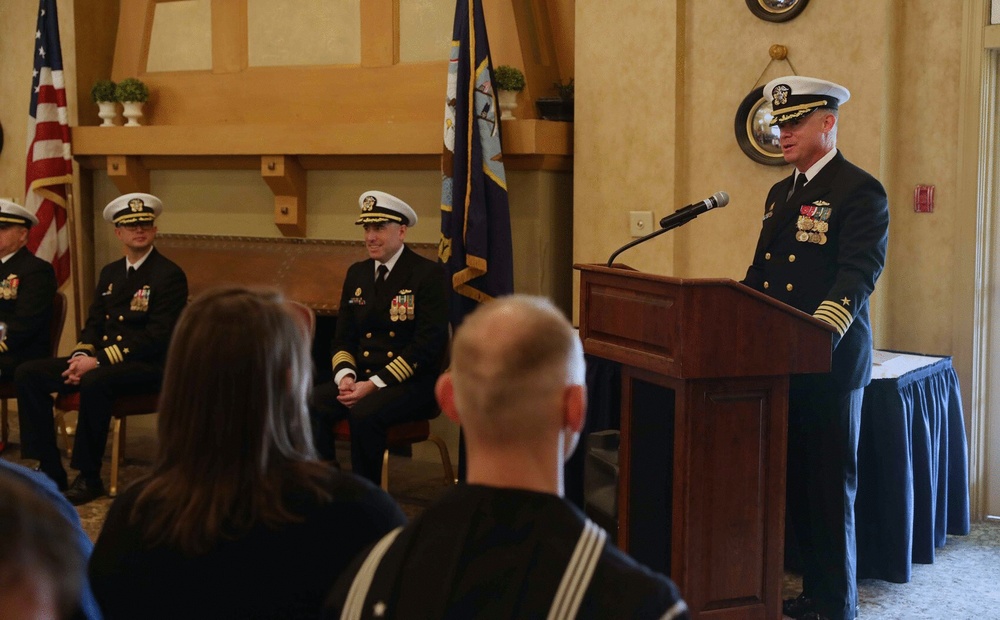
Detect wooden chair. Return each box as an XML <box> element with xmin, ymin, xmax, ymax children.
<box><xmin>332</xmin><ymin>339</ymin><xmax>456</xmax><ymax>491</ymax></box>
<box><xmin>334</xmin><ymin>416</ymin><xmax>455</xmax><ymax>492</ymax></box>
<box><xmin>0</xmin><ymin>291</ymin><xmax>67</xmax><ymax>452</ymax></box>
<box><xmin>53</xmin><ymin>390</ymin><xmax>160</xmax><ymax>497</ymax></box>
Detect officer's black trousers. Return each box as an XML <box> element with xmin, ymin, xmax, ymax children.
<box><xmin>310</xmin><ymin>375</ymin><xmax>437</xmax><ymax>485</ymax></box>
<box><xmin>16</xmin><ymin>356</ymin><xmax>162</xmax><ymax>481</ymax></box>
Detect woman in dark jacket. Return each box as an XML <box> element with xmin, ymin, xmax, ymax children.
<box><xmin>89</xmin><ymin>287</ymin><xmax>406</xmax><ymax>619</ymax></box>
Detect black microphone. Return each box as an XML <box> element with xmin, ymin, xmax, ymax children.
<box><xmin>606</xmin><ymin>191</ymin><xmax>731</xmax><ymax>267</ymax></box>
<box><xmin>658</xmin><ymin>191</ymin><xmax>730</xmax><ymax>230</ymax></box>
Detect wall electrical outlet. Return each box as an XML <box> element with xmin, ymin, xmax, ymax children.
<box><xmin>629</xmin><ymin>211</ymin><xmax>654</xmax><ymax>237</ymax></box>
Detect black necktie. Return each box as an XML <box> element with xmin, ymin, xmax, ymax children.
<box><xmin>127</xmin><ymin>266</ymin><xmax>136</xmax><ymax>280</ymax></box>
<box><xmin>375</xmin><ymin>264</ymin><xmax>388</xmax><ymax>295</ymax></box>
<box><xmin>790</xmin><ymin>173</ymin><xmax>807</xmax><ymax>199</ymax></box>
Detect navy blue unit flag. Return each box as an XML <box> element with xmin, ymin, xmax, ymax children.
<box><xmin>439</xmin><ymin>0</ymin><xmax>514</xmax><ymax>327</ymax></box>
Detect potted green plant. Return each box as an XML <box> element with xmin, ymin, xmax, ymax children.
<box><xmin>90</xmin><ymin>79</ymin><xmax>118</xmax><ymax>127</ymax></box>
<box><xmin>535</xmin><ymin>78</ymin><xmax>574</xmax><ymax>122</ymax></box>
<box><xmin>114</xmin><ymin>78</ymin><xmax>150</xmax><ymax>127</ymax></box>
<box><xmin>494</xmin><ymin>65</ymin><xmax>525</xmax><ymax>120</ymax></box>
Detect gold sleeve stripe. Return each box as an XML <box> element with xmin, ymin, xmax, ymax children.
<box><xmin>385</xmin><ymin>359</ymin><xmax>414</xmax><ymax>382</ymax></box>
<box><xmin>0</xmin><ymin>341</ymin><xmax>7</xmax><ymax>353</ymax></box>
<box><xmin>817</xmin><ymin>300</ymin><xmax>853</xmax><ymax>326</ymax></box>
<box><xmin>104</xmin><ymin>345</ymin><xmax>124</xmax><ymax>364</ymax></box>
<box><xmin>813</xmin><ymin>305</ymin><xmax>851</xmax><ymax>336</ymax></box>
<box><xmin>332</xmin><ymin>351</ymin><xmax>356</xmax><ymax>369</ymax></box>
<box><xmin>813</xmin><ymin>311</ymin><xmax>848</xmax><ymax>336</ymax></box>
<box><xmin>392</xmin><ymin>359</ymin><xmax>414</xmax><ymax>379</ymax></box>
<box><xmin>385</xmin><ymin>362</ymin><xmax>406</xmax><ymax>383</ymax></box>
<box><xmin>394</xmin><ymin>357</ymin><xmax>414</xmax><ymax>377</ymax></box>
<box><xmin>814</xmin><ymin>305</ymin><xmax>850</xmax><ymax>330</ymax></box>
<box><xmin>74</xmin><ymin>343</ymin><xmax>96</xmax><ymax>355</ymax></box>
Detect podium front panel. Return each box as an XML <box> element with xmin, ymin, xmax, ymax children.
<box><xmin>580</xmin><ymin>270</ymin><xmax>682</xmax><ymax>377</ymax></box>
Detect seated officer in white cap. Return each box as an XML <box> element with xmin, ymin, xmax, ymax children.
<box><xmin>0</xmin><ymin>199</ymin><xmax>57</xmax><ymax>454</ymax></box>
<box><xmin>310</xmin><ymin>190</ymin><xmax>449</xmax><ymax>485</ymax></box>
<box><xmin>742</xmin><ymin>76</ymin><xmax>889</xmax><ymax>620</ymax></box>
<box><xmin>0</xmin><ymin>201</ymin><xmax>57</xmax><ymax>382</ymax></box>
<box><xmin>17</xmin><ymin>193</ymin><xmax>188</xmax><ymax>505</ymax></box>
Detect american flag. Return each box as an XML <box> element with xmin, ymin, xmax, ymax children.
<box><xmin>25</xmin><ymin>0</ymin><xmax>72</xmax><ymax>286</ymax></box>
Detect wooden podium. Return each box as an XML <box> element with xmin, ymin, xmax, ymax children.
<box><xmin>576</xmin><ymin>264</ymin><xmax>835</xmax><ymax>620</ymax></box>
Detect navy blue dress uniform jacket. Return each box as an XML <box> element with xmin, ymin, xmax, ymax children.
<box><xmin>324</xmin><ymin>485</ymin><xmax>689</xmax><ymax>620</ymax></box>
<box><xmin>74</xmin><ymin>248</ymin><xmax>188</xmax><ymax>367</ymax></box>
<box><xmin>743</xmin><ymin>151</ymin><xmax>889</xmax><ymax>390</ymax></box>
<box><xmin>0</xmin><ymin>247</ymin><xmax>57</xmax><ymax>366</ymax></box>
<box><xmin>332</xmin><ymin>246</ymin><xmax>449</xmax><ymax>386</ymax></box>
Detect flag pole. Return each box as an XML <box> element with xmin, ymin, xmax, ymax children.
<box><xmin>63</xmin><ymin>181</ymin><xmax>83</xmax><ymax>336</ymax></box>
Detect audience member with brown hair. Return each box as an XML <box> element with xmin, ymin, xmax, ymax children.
<box><xmin>0</xmin><ymin>465</ymin><xmax>89</xmax><ymax>620</ymax></box>
<box><xmin>326</xmin><ymin>295</ymin><xmax>688</xmax><ymax>619</ymax></box>
<box><xmin>88</xmin><ymin>287</ymin><xmax>405</xmax><ymax>619</ymax></box>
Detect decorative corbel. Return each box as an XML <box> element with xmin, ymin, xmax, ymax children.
<box><xmin>106</xmin><ymin>156</ymin><xmax>150</xmax><ymax>195</ymax></box>
<box><xmin>261</xmin><ymin>155</ymin><xmax>307</xmax><ymax>237</ymax></box>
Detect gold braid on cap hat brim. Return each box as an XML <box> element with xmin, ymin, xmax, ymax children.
<box><xmin>114</xmin><ymin>213</ymin><xmax>157</xmax><ymax>225</ymax></box>
<box><xmin>356</xmin><ymin>213</ymin><xmax>405</xmax><ymax>224</ymax></box>
<box><xmin>0</xmin><ymin>216</ymin><xmax>30</xmax><ymax>226</ymax></box>
<box><xmin>770</xmin><ymin>99</ymin><xmax>831</xmax><ymax>126</ymax></box>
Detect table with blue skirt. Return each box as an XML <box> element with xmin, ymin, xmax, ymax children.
<box><xmin>855</xmin><ymin>351</ymin><xmax>970</xmax><ymax>583</ymax></box>
<box><xmin>572</xmin><ymin>351</ymin><xmax>971</xmax><ymax>584</ymax></box>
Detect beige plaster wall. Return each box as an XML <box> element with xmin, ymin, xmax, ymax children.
<box><xmin>574</xmin><ymin>0</ymin><xmax>682</xmax><ymax>281</ymax></box>
<box><xmin>881</xmin><ymin>4</ymin><xmax>965</xmax><ymax>355</ymax></box>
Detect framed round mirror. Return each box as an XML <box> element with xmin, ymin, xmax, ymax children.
<box><xmin>745</xmin><ymin>0</ymin><xmax>810</xmax><ymax>23</ymax></box>
<box><xmin>734</xmin><ymin>87</ymin><xmax>786</xmax><ymax>166</ymax></box>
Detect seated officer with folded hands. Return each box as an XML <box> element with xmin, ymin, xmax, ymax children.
<box><xmin>310</xmin><ymin>190</ymin><xmax>449</xmax><ymax>485</ymax></box>
<box><xmin>17</xmin><ymin>193</ymin><xmax>188</xmax><ymax>505</ymax></box>
<box><xmin>0</xmin><ymin>199</ymin><xmax>56</xmax><ymax>454</ymax></box>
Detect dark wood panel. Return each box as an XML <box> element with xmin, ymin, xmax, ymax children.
<box><xmin>156</xmin><ymin>234</ymin><xmax>438</xmax><ymax>315</ymax></box>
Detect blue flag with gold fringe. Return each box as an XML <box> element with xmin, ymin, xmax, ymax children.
<box><xmin>439</xmin><ymin>0</ymin><xmax>514</xmax><ymax>327</ymax></box>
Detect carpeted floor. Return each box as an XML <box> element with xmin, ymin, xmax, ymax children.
<box><xmin>3</xmin><ymin>412</ymin><xmax>998</xmax><ymax>618</ymax></box>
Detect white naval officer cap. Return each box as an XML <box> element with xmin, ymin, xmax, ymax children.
<box><xmin>0</xmin><ymin>199</ymin><xmax>39</xmax><ymax>228</ymax></box>
<box><xmin>356</xmin><ymin>190</ymin><xmax>418</xmax><ymax>227</ymax></box>
<box><xmin>103</xmin><ymin>193</ymin><xmax>163</xmax><ymax>226</ymax></box>
<box><xmin>765</xmin><ymin>75</ymin><xmax>851</xmax><ymax>126</ymax></box>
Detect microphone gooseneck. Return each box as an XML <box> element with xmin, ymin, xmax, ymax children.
<box><xmin>606</xmin><ymin>191</ymin><xmax>730</xmax><ymax>267</ymax></box>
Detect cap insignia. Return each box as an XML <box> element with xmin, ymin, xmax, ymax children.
<box><xmin>362</xmin><ymin>196</ymin><xmax>377</xmax><ymax>212</ymax></box>
<box><xmin>772</xmin><ymin>84</ymin><xmax>790</xmax><ymax>106</ymax></box>
<box><xmin>128</xmin><ymin>198</ymin><xmax>145</xmax><ymax>212</ymax></box>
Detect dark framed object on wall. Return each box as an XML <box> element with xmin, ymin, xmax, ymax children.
<box><xmin>745</xmin><ymin>0</ymin><xmax>810</xmax><ymax>23</ymax></box>
<box><xmin>734</xmin><ymin>87</ymin><xmax>786</xmax><ymax>166</ymax></box>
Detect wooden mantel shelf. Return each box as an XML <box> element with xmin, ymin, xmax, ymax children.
<box><xmin>71</xmin><ymin>120</ymin><xmax>573</xmax><ymax>172</ymax></box>
<box><xmin>72</xmin><ymin>119</ymin><xmax>572</xmax><ymax>237</ymax></box>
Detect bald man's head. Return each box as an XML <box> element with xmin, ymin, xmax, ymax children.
<box><xmin>447</xmin><ymin>295</ymin><xmax>585</xmax><ymax>445</ymax></box>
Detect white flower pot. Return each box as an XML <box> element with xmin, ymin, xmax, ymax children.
<box><xmin>97</xmin><ymin>101</ymin><xmax>118</xmax><ymax>127</ymax></box>
<box><xmin>498</xmin><ymin>89</ymin><xmax>519</xmax><ymax>121</ymax></box>
<box><xmin>122</xmin><ymin>101</ymin><xmax>145</xmax><ymax>127</ymax></box>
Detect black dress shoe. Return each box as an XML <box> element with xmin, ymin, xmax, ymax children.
<box><xmin>783</xmin><ymin>593</ymin><xmax>816</xmax><ymax>619</ymax></box>
<box><xmin>34</xmin><ymin>462</ymin><xmax>68</xmax><ymax>491</ymax></box>
<box><xmin>64</xmin><ymin>475</ymin><xmax>106</xmax><ymax>506</ymax></box>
